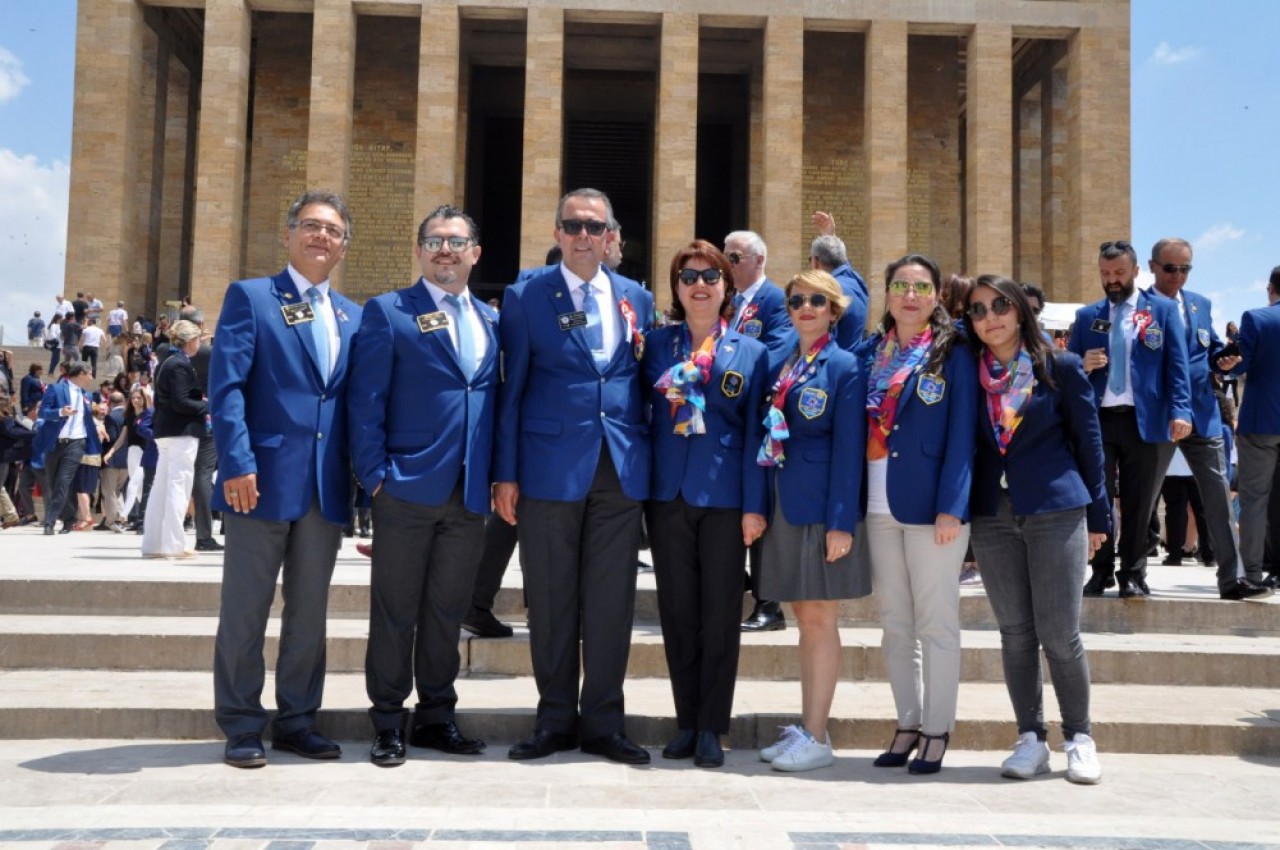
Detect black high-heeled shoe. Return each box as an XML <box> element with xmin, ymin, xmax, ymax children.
<box><xmin>872</xmin><ymin>728</ymin><xmax>920</xmax><ymax>768</ymax></box>
<box><xmin>908</xmin><ymin>731</ymin><xmax>949</xmax><ymax>775</ymax></box>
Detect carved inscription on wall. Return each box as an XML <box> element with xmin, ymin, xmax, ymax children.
<box><xmin>343</xmin><ymin>142</ymin><xmax>416</xmax><ymax>302</ymax></box>
<box><xmin>907</xmin><ymin>168</ymin><xmax>931</xmax><ymax>251</ymax></box>
<box><xmin>801</xmin><ymin>156</ymin><xmax>866</xmax><ymax>268</ymax></box>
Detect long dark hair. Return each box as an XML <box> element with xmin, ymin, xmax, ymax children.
<box><xmin>878</xmin><ymin>253</ymin><xmax>957</xmax><ymax>374</ymax></box>
<box><xmin>965</xmin><ymin>274</ymin><xmax>1058</xmax><ymax>390</ymax></box>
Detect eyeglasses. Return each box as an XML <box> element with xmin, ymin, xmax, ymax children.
<box><xmin>887</xmin><ymin>280</ymin><xmax>936</xmax><ymax>297</ymax></box>
<box><xmin>1160</xmin><ymin>263</ymin><xmax>1193</xmax><ymax>275</ymax></box>
<box><xmin>786</xmin><ymin>293</ymin><xmax>829</xmax><ymax>311</ymax></box>
<box><xmin>967</xmin><ymin>296</ymin><xmax>1015</xmax><ymax>321</ymax></box>
<box><xmin>293</xmin><ymin>219</ymin><xmax>347</xmax><ymax>241</ymax></box>
<box><xmin>420</xmin><ymin>235</ymin><xmax>473</xmax><ymax>253</ymax></box>
<box><xmin>726</xmin><ymin>252</ymin><xmax>748</xmax><ymax>265</ymax></box>
<box><xmin>559</xmin><ymin>219</ymin><xmax>609</xmax><ymax>237</ymax></box>
<box><xmin>1099</xmin><ymin>240</ymin><xmax>1132</xmax><ymax>253</ymax></box>
<box><xmin>678</xmin><ymin>268</ymin><xmax>723</xmax><ymax>285</ymax></box>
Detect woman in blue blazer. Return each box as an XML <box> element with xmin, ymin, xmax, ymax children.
<box><xmin>862</xmin><ymin>254</ymin><xmax>976</xmax><ymax>775</ymax></box>
<box><xmin>642</xmin><ymin>240</ymin><xmax>770</xmax><ymax>769</ymax></box>
<box><xmin>756</xmin><ymin>269</ymin><xmax>867</xmax><ymax>773</ymax></box>
<box><xmin>964</xmin><ymin>275</ymin><xmax>1108</xmax><ymax>785</ymax></box>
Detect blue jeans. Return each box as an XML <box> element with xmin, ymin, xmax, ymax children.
<box><xmin>971</xmin><ymin>495</ymin><xmax>1092</xmax><ymax>739</ymax></box>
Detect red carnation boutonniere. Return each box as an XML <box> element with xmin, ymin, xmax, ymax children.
<box><xmin>619</xmin><ymin>297</ymin><xmax>645</xmax><ymax>360</ymax></box>
<box><xmin>737</xmin><ymin>301</ymin><xmax>760</xmax><ymax>326</ymax></box>
<box><xmin>1132</xmin><ymin>309</ymin><xmax>1153</xmax><ymax>340</ymax></box>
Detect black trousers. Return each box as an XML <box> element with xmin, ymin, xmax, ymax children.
<box><xmin>1090</xmin><ymin>408</ymin><xmax>1174</xmax><ymax>581</ymax></box>
<box><xmin>471</xmin><ymin>513</ymin><xmax>518</xmax><ymax>612</ymax></box>
<box><xmin>192</xmin><ymin>433</ymin><xmax>217</xmax><ymax>540</ymax></box>
<box><xmin>42</xmin><ymin>438</ymin><xmax>85</xmax><ymax>529</ymax></box>
<box><xmin>1162</xmin><ymin>476</ymin><xmax>1210</xmax><ymax>561</ymax></box>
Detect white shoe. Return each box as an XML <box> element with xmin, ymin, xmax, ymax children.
<box><xmin>1064</xmin><ymin>733</ymin><xmax>1102</xmax><ymax>784</ymax></box>
<box><xmin>770</xmin><ymin>729</ymin><xmax>834</xmax><ymax>773</ymax></box>
<box><xmin>1000</xmin><ymin>731</ymin><xmax>1050</xmax><ymax>779</ymax></box>
<box><xmin>759</xmin><ymin>724</ymin><xmax>805</xmax><ymax>763</ymax></box>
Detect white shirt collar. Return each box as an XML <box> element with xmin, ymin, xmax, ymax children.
<box><xmin>287</xmin><ymin>264</ymin><xmax>331</xmax><ymax>300</ymax></box>
<box><xmin>739</xmin><ymin>276</ymin><xmax>767</xmax><ymax>303</ymax></box>
<box><xmin>561</xmin><ymin>263</ymin><xmax>610</xmax><ymax>296</ymax></box>
<box><xmin>421</xmin><ymin>278</ymin><xmax>472</xmax><ymax>308</ymax></box>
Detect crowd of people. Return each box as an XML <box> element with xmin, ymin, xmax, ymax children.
<box><xmin>5</xmin><ymin>186</ymin><xmax>1280</xmax><ymax>787</ymax></box>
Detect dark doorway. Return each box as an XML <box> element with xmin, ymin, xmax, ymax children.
<box><xmin>564</xmin><ymin>118</ymin><xmax>652</xmax><ymax>285</ymax></box>
<box><xmin>465</xmin><ymin>66</ymin><xmax>525</xmax><ymax>300</ymax></box>
<box><xmin>696</xmin><ymin>73</ymin><xmax>749</xmax><ymax>246</ymax></box>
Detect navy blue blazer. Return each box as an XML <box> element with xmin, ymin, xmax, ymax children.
<box><xmin>642</xmin><ymin>325</ymin><xmax>769</xmax><ymax>515</ymax></box>
<box><xmin>1066</xmin><ymin>291</ymin><xmax>1192</xmax><ymax>443</ymax></box>
<box><xmin>20</xmin><ymin>374</ymin><xmax>45</xmax><ymax>411</ymax></box>
<box><xmin>1147</xmin><ymin>287</ymin><xmax>1223</xmax><ymax>438</ymax></box>
<box><xmin>832</xmin><ymin>263</ymin><xmax>869</xmax><ymax>351</ymax></box>
<box><xmin>733</xmin><ymin>279</ymin><xmax>796</xmax><ymax>369</ymax></box>
<box><xmin>859</xmin><ymin>335</ymin><xmax>977</xmax><ymax>524</ymax></box>
<box><xmin>970</xmin><ymin>351</ymin><xmax>1109</xmax><ymax>533</ymax></box>
<box><xmin>33</xmin><ymin>379</ymin><xmax>102</xmax><ymax>467</ymax></box>
<box><xmin>1233</xmin><ymin>301</ymin><xmax>1280</xmax><ymax>436</ymax></box>
<box><xmin>348</xmin><ymin>282</ymin><xmax>500</xmax><ymax>516</ymax></box>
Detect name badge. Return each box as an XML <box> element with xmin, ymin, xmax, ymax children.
<box><xmin>1090</xmin><ymin>318</ymin><xmax>1112</xmax><ymax>334</ymax></box>
<box><xmin>417</xmin><ymin>312</ymin><xmax>450</xmax><ymax>333</ymax></box>
<box><xmin>1143</xmin><ymin>326</ymin><xmax>1164</xmax><ymax>350</ymax></box>
<box><xmin>797</xmin><ymin>386</ymin><xmax>827</xmax><ymax>419</ymax></box>
<box><xmin>281</xmin><ymin>302</ymin><xmax>315</xmax><ymax>325</ymax></box>
<box><xmin>916</xmin><ymin>373</ymin><xmax>946</xmax><ymax>405</ymax></box>
<box><xmin>558</xmin><ymin>311</ymin><xmax>588</xmax><ymax>331</ymax></box>
<box><xmin>721</xmin><ymin>371</ymin><xmax>744</xmax><ymax>398</ymax></box>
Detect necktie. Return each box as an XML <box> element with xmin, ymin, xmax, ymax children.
<box><xmin>443</xmin><ymin>294</ymin><xmax>476</xmax><ymax>380</ymax></box>
<box><xmin>732</xmin><ymin>292</ymin><xmax>746</xmax><ymax>330</ymax></box>
<box><xmin>581</xmin><ymin>284</ymin><xmax>607</xmax><ymax>367</ymax></box>
<box><xmin>1108</xmin><ymin>302</ymin><xmax>1128</xmax><ymax>396</ymax></box>
<box><xmin>307</xmin><ymin>287</ymin><xmax>331</xmax><ymax>381</ymax></box>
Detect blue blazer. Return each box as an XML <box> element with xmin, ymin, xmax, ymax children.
<box><xmin>733</xmin><ymin>279</ymin><xmax>796</xmax><ymax>369</ymax></box>
<box><xmin>1148</xmin><ymin>287</ymin><xmax>1223</xmax><ymax>438</ymax></box>
<box><xmin>209</xmin><ymin>270</ymin><xmax>362</xmax><ymax>524</ymax></box>
<box><xmin>860</xmin><ymin>336</ymin><xmax>977</xmax><ymax>524</ymax></box>
<box><xmin>831</xmin><ymin>263</ymin><xmax>869</xmax><ymax>351</ymax></box>
<box><xmin>769</xmin><ymin>343</ymin><xmax>866</xmax><ymax>532</ymax></box>
<box><xmin>20</xmin><ymin>375</ymin><xmax>45</xmax><ymax>411</ymax></box>
<box><xmin>970</xmin><ymin>351</ymin><xmax>1109</xmax><ymax>533</ymax></box>
<box><xmin>1233</xmin><ymin>301</ymin><xmax>1280</xmax><ymax>436</ymax></box>
<box><xmin>495</xmin><ymin>266</ymin><xmax>654</xmax><ymax>502</ymax></box>
<box><xmin>1067</xmin><ymin>292</ymin><xmax>1192</xmax><ymax>443</ymax></box>
<box><xmin>642</xmin><ymin>325</ymin><xmax>769</xmax><ymax>515</ymax></box>
<box><xmin>348</xmin><ymin>282</ymin><xmax>500</xmax><ymax>516</ymax></box>
<box><xmin>33</xmin><ymin>379</ymin><xmax>102</xmax><ymax>467</ymax></box>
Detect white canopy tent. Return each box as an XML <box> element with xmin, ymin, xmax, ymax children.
<box><xmin>1039</xmin><ymin>301</ymin><xmax>1085</xmax><ymax>332</ymax></box>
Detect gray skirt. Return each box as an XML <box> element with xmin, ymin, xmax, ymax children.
<box><xmin>760</xmin><ymin>490</ymin><xmax>872</xmax><ymax>602</ymax></box>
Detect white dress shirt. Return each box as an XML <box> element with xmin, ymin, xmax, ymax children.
<box><xmin>287</xmin><ymin>264</ymin><xmax>340</xmax><ymax>376</ymax></box>
<box><xmin>1099</xmin><ymin>288</ymin><xmax>1139</xmax><ymax>408</ymax></box>
<box><xmin>562</xmin><ymin>264</ymin><xmax>620</xmax><ymax>360</ymax></box>
<box><xmin>423</xmin><ymin>279</ymin><xmax>488</xmax><ymax>374</ymax></box>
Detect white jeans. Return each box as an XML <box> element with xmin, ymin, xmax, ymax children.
<box><xmin>122</xmin><ymin>445</ymin><xmax>143</xmax><ymax>516</ymax></box>
<box><xmin>141</xmin><ymin>436</ymin><xmax>198</xmax><ymax>556</ymax></box>
<box><xmin>866</xmin><ymin>512</ymin><xmax>969</xmax><ymax>736</ymax></box>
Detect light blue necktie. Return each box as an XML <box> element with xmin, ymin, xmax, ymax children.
<box><xmin>1108</xmin><ymin>302</ymin><xmax>1128</xmax><ymax>396</ymax></box>
<box><xmin>443</xmin><ymin>293</ymin><xmax>476</xmax><ymax>380</ymax></box>
<box><xmin>307</xmin><ymin>286</ymin><xmax>330</xmax><ymax>381</ymax></box>
<box><xmin>732</xmin><ymin>292</ymin><xmax>746</xmax><ymax>331</ymax></box>
<box><xmin>581</xmin><ymin>284</ymin><xmax>607</xmax><ymax>367</ymax></box>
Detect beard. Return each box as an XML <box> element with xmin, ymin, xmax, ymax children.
<box><xmin>1105</xmin><ymin>279</ymin><xmax>1135</xmax><ymax>304</ymax></box>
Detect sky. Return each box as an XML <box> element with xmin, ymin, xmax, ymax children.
<box><xmin>1</xmin><ymin>1</ymin><xmax>1278</xmax><ymax>343</ymax></box>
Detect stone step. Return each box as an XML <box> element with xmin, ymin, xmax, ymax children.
<box><xmin>0</xmin><ymin>669</ymin><xmax>1275</xmax><ymax>756</ymax></box>
<box><xmin>3</xmin><ymin>615</ymin><xmax>1280</xmax><ymax>689</ymax></box>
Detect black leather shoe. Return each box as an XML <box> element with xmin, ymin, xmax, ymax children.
<box><xmin>224</xmin><ymin>733</ymin><xmax>267</xmax><ymax>768</ymax></box>
<box><xmin>58</xmin><ymin>524</ymin><xmax>74</xmax><ymax>534</ymax></box>
<box><xmin>508</xmin><ymin>729</ymin><xmax>578</xmax><ymax>760</ymax></box>
<box><xmin>271</xmin><ymin>728</ymin><xmax>341</xmax><ymax>759</ymax></box>
<box><xmin>43</xmin><ymin>526</ymin><xmax>54</xmax><ymax>536</ymax></box>
<box><xmin>1262</xmin><ymin>574</ymin><xmax>1280</xmax><ymax>589</ymax></box>
<box><xmin>461</xmin><ymin>608</ymin><xmax>514</xmax><ymax>639</ymax></box>
<box><xmin>1161</xmin><ymin>555</ymin><xmax>1183</xmax><ymax>566</ymax></box>
<box><xmin>1082</xmin><ymin>574</ymin><xmax>1115</xmax><ymax>597</ymax></box>
<box><xmin>873</xmin><ymin>728</ymin><xmax>921</xmax><ymax>768</ymax></box>
<box><xmin>370</xmin><ymin>728</ymin><xmax>406</xmax><ymax>767</ymax></box>
<box><xmin>693</xmin><ymin>731</ymin><xmax>724</xmax><ymax>768</ymax></box>
<box><xmin>409</xmin><ymin>720</ymin><xmax>485</xmax><ymax>754</ymax></box>
<box><xmin>908</xmin><ymin>731</ymin><xmax>949</xmax><ymax>775</ymax></box>
<box><xmin>195</xmin><ymin>538</ymin><xmax>224</xmax><ymax>552</ymax></box>
<box><xmin>1220</xmin><ymin>578</ymin><xmax>1274</xmax><ymax>601</ymax></box>
<box><xmin>741</xmin><ymin>601</ymin><xmax>786</xmax><ymax>632</ymax></box>
<box><xmin>661</xmin><ymin>728</ymin><xmax>696</xmax><ymax>760</ymax></box>
<box><xmin>1118</xmin><ymin>577</ymin><xmax>1150</xmax><ymax>599</ymax></box>
<box><xmin>580</xmin><ymin>732</ymin><xmax>650</xmax><ymax>765</ymax></box>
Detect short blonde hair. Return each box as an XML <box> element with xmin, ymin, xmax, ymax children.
<box><xmin>169</xmin><ymin>319</ymin><xmax>202</xmax><ymax>344</ymax></box>
<box><xmin>786</xmin><ymin>269</ymin><xmax>849</xmax><ymax>324</ymax></box>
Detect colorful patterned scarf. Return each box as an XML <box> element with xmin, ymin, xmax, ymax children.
<box><xmin>757</xmin><ymin>333</ymin><xmax>831</xmax><ymax>467</ymax></box>
<box><xmin>978</xmin><ymin>346</ymin><xmax>1036</xmax><ymax>455</ymax></box>
<box><xmin>865</xmin><ymin>326</ymin><xmax>933</xmax><ymax>461</ymax></box>
<box><xmin>654</xmin><ymin>320</ymin><xmax>726</xmax><ymax>436</ymax></box>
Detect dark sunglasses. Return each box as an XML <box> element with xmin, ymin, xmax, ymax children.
<box><xmin>786</xmin><ymin>293</ymin><xmax>829</xmax><ymax>311</ymax></box>
<box><xmin>678</xmin><ymin>268</ymin><xmax>723</xmax><ymax>285</ymax></box>
<box><xmin>967</xmin><ymin>296</ymin><xmax>1015</xmax><ymax>321</ymax></box>
<box><xmin>559</xmin><ymin>219</ymin><xmax>609</xmax><ymax>237</ymax></box>
<box><xmin>1160</xmin><ymin>263</ymin><xmax>1193</xmax><ymax>275</ymax></box>
<box><xmin>726</xmin><ymin>251</ymin><xmax>744</xmax><ymax>265</ymax></box>
<box><xmin>1099</xmin><ymin>240</ymin><xmax>1132</xmax><ymax>253</ymax></box>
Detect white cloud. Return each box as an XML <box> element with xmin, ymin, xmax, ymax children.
<box><xmin>0</xmin><ymin>148</ymin><xmax>69</xmax><ymax>346</ymax></box>
<box><xmin>1151</xmin><ymin>41</ymin><xmax>1202</xmax><ymax>65</ymax></box>
<box><xmin>1196</xmin><ymin>222</ymin><xmax>1245</xmax><ymax>252</ymax></box>
<box><xmin>0</xmin><ymin>47</ymin><xmax>31</xmax><ymax>103</ymax></box>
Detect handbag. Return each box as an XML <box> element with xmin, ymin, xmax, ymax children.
<box><xmin>81</xmin><ymin>454</ymin><xmax>103</xmax><ymax>467</ymax></box>
<box><xmin>43</xmin><ymin>339</ymin><xmax>58</xmax><ymax>351</ymax></box>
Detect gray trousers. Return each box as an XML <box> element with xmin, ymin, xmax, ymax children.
<box><xmin>1237</xmin><ymin>432</ymin><xmax>1280</xmax><ymax>579</ymax></box>
<box><xmin>212</xmin><ymin>500</ymin><xmax>342</xmax><ymax>739</ymax></box>
<box><xmin>192</xmin><ymin>433</ymin><xmax>217</xmax><ymax>541</ymax></box>
<box><xmin>42</xmin><ymin>438</ymin><xmax>85</xmax><ymax>530</ymax></box>
<box><xmin>971</xmin><ymin>497</ymin><xmax>1092</xmax><ymax>740</ymax></box>
<box><xmin>1171</xmin><ymin>433</ymin><xmax>1251</xmax><ymax>587</ymax></box>
<box><xmin>365</xmin><ymin>487</ymin><xmax>484</xmax><ymax>733</ymax></box>
<box><xmin>99</xmin><ymin>466</ymin><xmax>129</xmax><ymax>526</ymax></box>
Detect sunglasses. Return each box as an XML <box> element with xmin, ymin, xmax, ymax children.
<box><xmin>727</xmin><ymin>251</ymin><xmax>751</xmax><ymax>265</ymax></box>
<box><xmin>1160</xmin><ymin>263</ymin><xmax>1193</xmax><ymax>275</ymax></box>
<box><xmin>967</xmin><ymin>296</ymin><xmax>1015</xmax><ymax>321</ymax></box>
<box><xmin>1099</xmin><ymin>240</ymin><xmax>1132</xmax><ymax>253</ymax></box>
<box><xmin>420</xmin><ymin>236</ymin><xmax>472</xmax><ymax>253</ymax></box>
<box><xmin>786</xmin><ymin>293</ymin><xmax>829</xmax><ymax>311</ymax></box>
<box><xmin>678</xmin><ymin>268</ymin><xmax>723</xmax><ymax>285</ymax></box>
<box><xmin>887</xmin><ymin>279</ymin><xmax>936</xmax><ymax>297</ymax></box>
<box><xmin>559</xmin><ymin>219</ymin><xmax>609</xmax><ymax>237</ymax></box>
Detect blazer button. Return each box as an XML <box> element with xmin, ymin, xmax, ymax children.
<box><xmin>600</xmin><ymin>377</ymin><xmax>606</xmax><ymax>384</ymax></box>
<box><xmin>317</xmin><ymin>432</ymin><xmax>324</xmax><ymax>440</ymax></box>
<box><xmin>600</xmin><ymin>412</ymin><xmax>606</xmax><ymax>418</ymax></box>
<box><xmin>890</xmin><ymin>451</ymin><xmax>899</xmax><ymax>458</ymax></box>
<box><xmin>892</xmin><ymin>424</ymin><xmax>899</xmax><ymax>430</ymax></box>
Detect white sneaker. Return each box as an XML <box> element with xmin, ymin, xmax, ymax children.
<box><xmin>1064</xmin><ymin>733</ymin><xmax>1103</xmax><ymax>784</ymax></box>
<box><xmin>759</xmin><ymin>724</ymin><xmax>805</xmax><ymax>763</ymax></box>
<box><xmin>770</xmin><ymin>729</ymin><xmax>834</xmax><ymax>772</ymax></box>
<box><xmin>1000</xmin><ymin>731</ymin><xmax>1050</xmax><ymax>779</ymax></box>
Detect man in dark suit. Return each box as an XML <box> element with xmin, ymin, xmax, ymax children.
<box><xmin>210</xmin><ymin>189</ymin><xmax>362</xmax><ymax>768</ymax></box>
<box><xmin>495</xmin><ymin>187</ymin><xmax>654</xmax><ymax>764</ymax></box>
<box><xmin>34</xmin><ymin>362</ymin><xmax>99</xmax><ymax>534</ymax></box>
<box><xmin>1147</xmin><ymin>238</ymin><xmax>1269</xmax><ymax>600</ymax></box>
<box><xmin>348</xmin><ymin>205</ymin><xmax>499</xmax><ymax>767</ymax></box>
<box><xmin>178</xmin><ymin>305</ymin><xmax>221</xmax><ymax>553</ymax></box>
<box><xmin>1067</xmin><ymin>239</ymin><xmax>1192</xmax><ymax>598</ymax></box>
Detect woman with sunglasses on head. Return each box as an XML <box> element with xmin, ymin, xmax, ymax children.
<box><xmin>964</xmin><ymin>275</ymin><xmax>1107</xmax><ymax>784</ymax></box>
<box><xmin>642</xmin><ymin>240</ymin><xmax>770</xmax><ymax>768</ymax></box>
<box><xmin>862</xmin><ymin>253</ymin><xmax>976</xmax><ymax>775</ymax></box>
<box><xmin>755</xmin><ymin>269</ymin><xmax>867</xmax><ymax>773</ymax></box>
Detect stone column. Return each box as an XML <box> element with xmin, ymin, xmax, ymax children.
<box><xmin>520</xmin><ymin>7</ymin><xmax>564</xmax><ymax>269</ymax></box>
<box><xmin>189</xmin><ymin>0</ymin><xmax>252</xmax><ymax>326</ymax></box>
<box><xmin>305</xmin><ymin>0</ymin><xmax>356</xmax><ymax>289</ymax></box>
<box><xmin>415</xmin><ymin>1</ymin><xmax>461</xmax><ymax>218</ymax></box>
<box><xmin>650</xmin><ymin>13</ymin><xmax>699</xmax><ymax>313</ymax></box>
<box><xmin>1015</xmin><ymin>88</ymin><xmax>1042</xmax><ymax>284</ymax></box>
<box><xmin>760</xmin><ymin>16</ymin><xmax>804</xmax><ymax>281</ymax></box>
<box><xmin>965</xmin><ymin>23</ymin><xmax>1013</xmax><ymax>277</ymax></box>
<box><xmin>1041</xmin><ymin>63</ymin><xmax>1067</xmax><ymax>299</ymax></box>
<box><xmin>864</xmin><ymin>19</ymin><xmax>908</xmax><ymax>319</ymax></box>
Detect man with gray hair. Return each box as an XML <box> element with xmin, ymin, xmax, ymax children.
<box><xmin>809</xmin><ymin>234</ymin><xmax>869</xmax><ymax>349</ymax></box>
<box><xmin>723</xmin><ymin>231</ymin><xmax>793</xmax><ymax>370</ymax></box>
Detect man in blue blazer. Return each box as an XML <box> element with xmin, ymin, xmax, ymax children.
<box><xmin>210</xmin><ymin>190</ymin><xmax>362</xmax><ymax>768</ymax></box>
<box><xmin>34</xmin><ymin>362</ymin><xmax>98</xmax><ymax>534</ymax></box>
<box><xmin>1148</xmin><ymin>238</ymin><xmax>1270</xmax><ymax>600</ymax></box>
<box><xmin>1228</xmin><ymin>265</ymin><xmax>1280</xmax><ymax>590</ymax></box>
<box><xmin>348</xmin><ymin>205</ymin><xmax>499</xmax><ymax>767</ymax></box>
<box><xmin>809</xmin><ymin>234</ymin><xmax>869</xmax><ymax>350</ymax></box>
<box><xmin>1068</xmin><ymin>240</ymin><xmax>1192</xmax><ymax>598</ymax></box>
<box><xmin>494</xmin><ymin>188</ymin><xmax>654</xmax><ymax>764</ymax></box>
